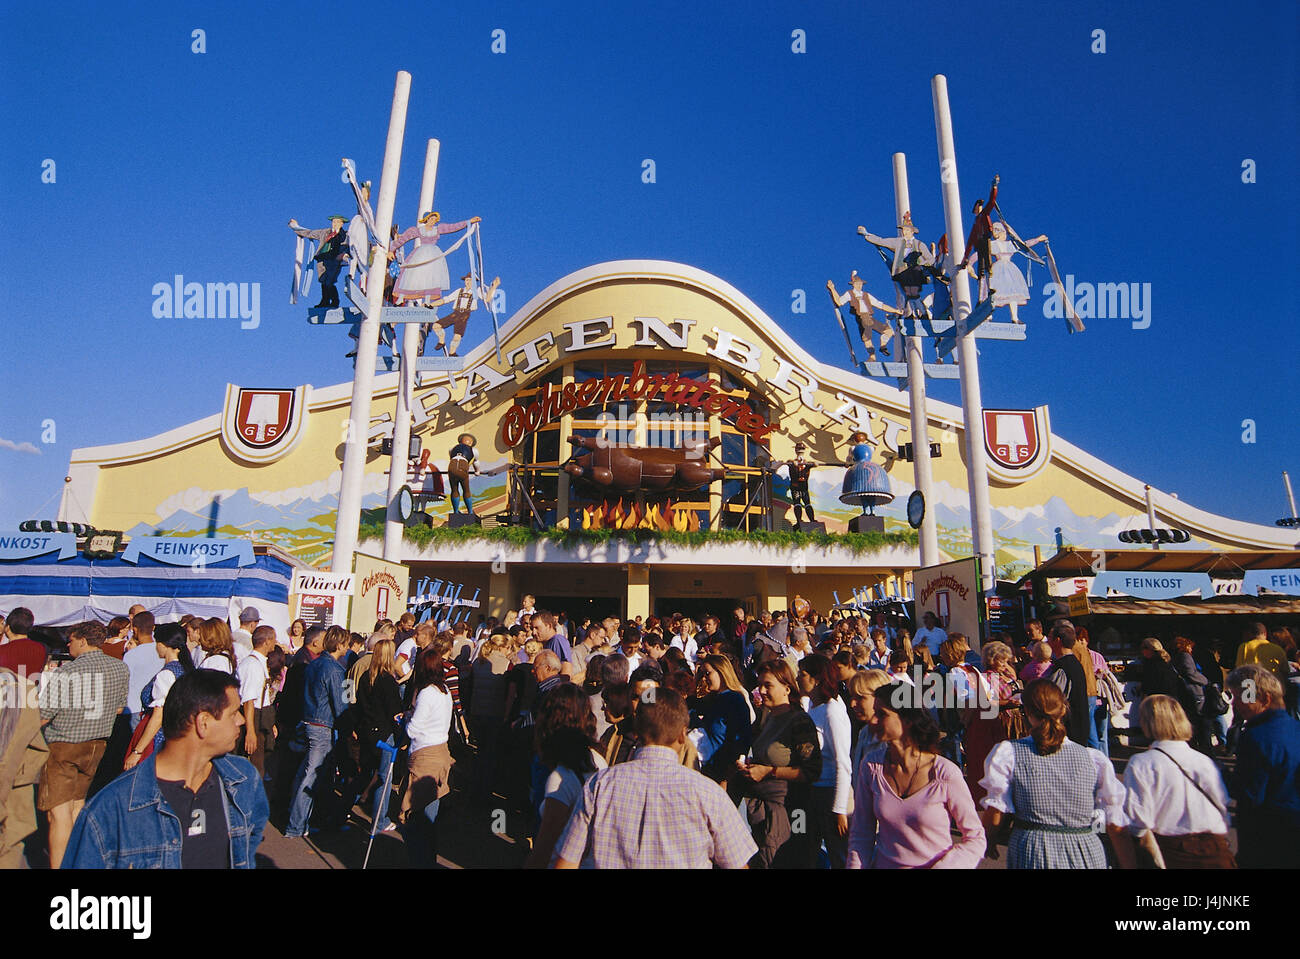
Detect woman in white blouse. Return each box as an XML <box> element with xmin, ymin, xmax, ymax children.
<box><xmin>399</xmin><ymin>647</ymin><xmax>454</xmax><ymax>866</ymax></box>
<box><xmin>1122</xmin><ymin>694</ymin><xmax>1234</xmax><ymax>868</ymax></box>
<box><xmin>978</xmin><ymin>679</ymin><xmax>1135</xmax><ymax>869</ymax></box>
<box><xmin>797</xmin><ymin>654</ymin><xmax>853</xmax><ymax>868</ymax></box>
<box><xmin>194</xmin><ymin>617</ymin><xmax>238</xmax><ymax>673</ymax></box>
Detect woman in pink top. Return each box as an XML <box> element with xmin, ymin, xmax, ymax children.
<box><xmin>1018</xmin><ymin>641</ymin><xmax>1053</xmax><ymax>683</ymax></box>
<box><xmin>845</xmin><ymin>681</ymin><xmax>985</xmax><ymax>869</ymax></box>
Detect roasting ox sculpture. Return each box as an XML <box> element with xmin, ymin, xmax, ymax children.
<box><xmin>564</xmin><ymin>435</ymin><xmax>726</xmax><ymax>493</ymax></box>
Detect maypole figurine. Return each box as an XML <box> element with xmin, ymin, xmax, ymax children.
<box><xmin>428</xmin><ymin>271</ymin><xmax>501</xmax><ymax>357</ymax></box>
<box><xmin>857</xmin><ymin>211</ymin><xmax>937</xmax><ymax>319</ymax></box>
<box><xmin>959</xmin><ymin>176</ymin><xmax>1000</xmax><ymax>302</ymax></box>
<box><xmin>987</xmin><ymin>221</ymin><xmax>1047</xmax><ymax>324</ymax></box>
<box><xmin>778</xmin><ymin>442</ymin><xmax>820</xmax><ymax>527</ymax></box>
<box><xmin>928</xmin><ymin>233</ymin><xmax>953</xmax><ymax>321</ymax></box>
<box><xmin>346</xmin><ymin>180</ymin><xmax>373</xmax><ymax>292</ymax></box>
<box><xmin>289</xmin><ymin>215</ymin><xmax>351</xmax><ymax>308</ymax></box>
<box><xmin>826</xmin><ymin>271</ymin><xmax>902</xmax><ymax>363</ymax></box>
<box><xmin>392</xmin><ymin>211</ymin><xmax>480</xmax><ymax>307</ymax></box>
<box><xmin>447</xmin><ymin>432</ymin><xmax>479</xmax><ymax>516</ymax></box>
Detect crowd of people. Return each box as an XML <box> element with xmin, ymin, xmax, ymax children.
<box><xmin>0</xmin><ymin>595</ymin><xmax>1297</xmax><ymax>870</ymax></box>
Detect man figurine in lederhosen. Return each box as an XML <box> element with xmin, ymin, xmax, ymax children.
<box><xmin>448</xmin><ymin>433</ymin><xmax>478</xmax><ymax>515</ymax></box>
<box><xmin>782</xmin><ymin>442</ymin><xmax>817</xmax><ymax>526</ymax></box>
<box><xmin>826</xmin><ymin>271</ymin><xmax>903</xmax><ymax>361</ymax></box>
<box><xmin>857</xmin><ymin>211</ymin><xmax>937</xmax><ymax>321</ymax></box>
<box><xmin>426</xmin><ymin>272</ymin><xmax>500</xmax><ymax>357</ymax></box>
<box><xmin>959</xmin><ymin>175</ymin><xmax>1000</xmax><ymax>302</ymax></box>
<box><xmin>288</xmin><ymin>215</ymin><xmax>350</xmax><ymax>308</ymax></box>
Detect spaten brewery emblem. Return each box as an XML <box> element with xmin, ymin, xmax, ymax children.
<box><xmin>982</xmin><ymin>406</ymin><xmax>1051</xmax><ymax>483</ymax></box>
<box><xmin>221</xmin><ymin>385</ymin><xmax>311</xmax><ymax>464</ymax></box>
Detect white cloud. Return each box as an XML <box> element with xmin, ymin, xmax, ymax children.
<box><xmin>1097</xmin><ymin>516</ymin><xmax>1147</xmax><ymax>537</ymax></box>
<box><xmin>155</xmin><ymin>485</ymin><xmax>240</xmax><ymax>518</ymax></box>
<box><xmin>251</xmin><ymin>470</ymin><xmax>388</xmax><ymax>507</ymax></box>
<box><xmin>0</xmin><ymin>437</ymin><xmax>39</xmax><ymax>455</ymax></box>
<box><xmin>996</xmin><ymin>503</ymin><xmax>1047</xmax><ymax>523</ymax></box>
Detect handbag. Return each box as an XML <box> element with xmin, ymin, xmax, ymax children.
<box><xmin>1202</xmin><ymin>683</ymin><xmax>1229</xmax><ymax>717</ymax></box>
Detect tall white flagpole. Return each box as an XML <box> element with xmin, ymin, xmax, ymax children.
<box><xmin>931</xmin><ymin>75</ymin><xmax>995</xmax><ymax>595</ymax></box>
<box><xmin>384</xmin><ymin>138</ymin><xmax>440</xmax><ymax>560</ymax></box>
<box><xmin>334</xmin><ymin>71</ymin><xmax>411</xmax><ymax>574</ymax></box>
<box><xmin>891</xmin><ymin>152</ymin><xmax>939</xmax><ymax>567</ymax></box>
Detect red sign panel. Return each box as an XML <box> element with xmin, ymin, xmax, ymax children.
<box><xmin>983</xmin><ymin>409</ymin><xmax>1040</xmax><ymax>470</ymax></box>
<box><xmin>236</xmin><ymin>389</ymin><xmax>296</xmax><ymax>449</ymax></box>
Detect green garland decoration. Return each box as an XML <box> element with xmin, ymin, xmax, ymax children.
<box><xmin>357</xmin><ymin>513</ymin><xmax>915</xmax><ymax>555</ymax></box>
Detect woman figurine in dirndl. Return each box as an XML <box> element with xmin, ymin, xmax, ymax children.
<box><xmin>392</xmin><ymin>211</ymin><xmax>479</xmax><ymax>306</ymax></box>
<box><xmin>977</xmin><ymin>680</ymin><xmax>1134</xmax><ymax>868</ymax></box>
<box><xmin>987</xmin><ymin>222</ymin><xmax>1046</xmax><ymax>324</ymax></box>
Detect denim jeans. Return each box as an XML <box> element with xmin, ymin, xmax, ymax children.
<box><xmin>286</xmin><ymin>724</ymin><xmax>334</xmax><ymax>837</ymax></box>
<box><xmin>402</xmin><ymin>797</ymin><xmax>441</xmax><ymax>867</ymax></box>
<box><xmin>1088</xmin><ymin>701</ymin><xmax>1110</xmax><ymax>757</ymax></box>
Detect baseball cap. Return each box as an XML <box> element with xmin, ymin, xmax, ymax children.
<box><xmin>239</xmin><ymin>607</ymin><xmax>261</xmax><ymax>623</ymax></box>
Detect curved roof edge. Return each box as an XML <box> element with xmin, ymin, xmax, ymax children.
<box><xmin>68</xmin><ymin>260</ymin><xmax>1294</xmax><ymax>548</ymax></box>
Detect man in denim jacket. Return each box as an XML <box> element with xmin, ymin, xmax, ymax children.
<box><xmin>284</xmin><ymin>627</ymin><xmax>350</xmax><ymax>838</ymax></box>
<box><xmin>62</xmin><ymin>670</ymin><xmax>268</xmax><ymax>868</ymax></box>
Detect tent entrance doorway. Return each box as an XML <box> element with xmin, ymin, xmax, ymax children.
<box><xmin>653</xmin><ymin>598</ymin><xmax>740</xmax><ymax>625</ymax></box>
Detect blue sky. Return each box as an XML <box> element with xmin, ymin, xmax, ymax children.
<box><xmin>1</xmin><ymin>0</ymin><xmax>1297</xmax><ymax>531</ymax></box>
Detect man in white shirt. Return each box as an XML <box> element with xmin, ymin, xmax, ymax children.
<box><xmin>912</xmin><ymin>612</ymin><xmax>947</xmax><ymax>669</ymax></box>
<box><xmin>122</xmin><ymin>612</ymin><xmax>164</xmax><ymax>730</ymax></box>
<box><xmin>237</xmin><ymin>626</ymin><xmax>277</xmax><ymax>777</ymax></box>
<box><xmin>232</xmin><ymin>607</ymin><xmax>260</xmax><ymax>654</ymax></box>
<box><xmin>395</xmin><ymin>623</ymin><xmax>432</xmax><ymax>680</ymax></box>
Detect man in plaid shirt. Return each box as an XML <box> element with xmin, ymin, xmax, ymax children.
<box><xmin>553</xmin><ymin>688</ymin><xmax>757</xmax><ymax>869</ymax></box>
<box><xmin>37</xmin><ymin>620</ymin><xmax>130</xmax><ymax>868</ymax></box>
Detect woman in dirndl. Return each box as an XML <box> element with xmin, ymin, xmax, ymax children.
<box><xmin>391</xmin><ymin>211</ymin><xmax>479</xmax><ymax>305</ymax></box>
<box><xmin>987</xmin><ymin>222</ymin><xmax>1047</xmax><ymax>324</ymax></box>
<box><xmin>977</xmin><ymin>679</ymin><xmax>1134</xmax><ymax>869</ymax></box>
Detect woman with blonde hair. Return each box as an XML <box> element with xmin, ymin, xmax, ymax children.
<box><xmin>354</xmin><ymin>638</ymin><xmax>403</xmax><ymax>828</ymax></box>
<box><xmin>846</xmin><ymin>669</ymin><xmax>891</xmax><ymax>786</ymax></box>
<box><xmin>978</xmin><ymin>679</ymin><xmax>1131</xmax><ymax>868</ymax></box>
<box><xmin>1122</xmin><ymin>694</ymin><xmax>1233</xmax><ymax>868</ymax></box>
<box><xmin>962</xmin><ymin>641</ymin><xmax>1023</xmax><ymax>805</ymax></box>
<box><xmin>195</xmin><ymin>617</ymin><xmax>238</xmax><ymax>673</ymax></box>
<box><xmin>671</xmin><ymin>617</ymin><xmax>700</xmax><ymax>663</ymax></box>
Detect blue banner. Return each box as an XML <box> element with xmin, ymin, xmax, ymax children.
<box><xmin>0</xmin><ymin>531</ymin><xmax>76</xmax><ymax>561</ymax></box>
<box><xmin>1241</xmin><ymin>568</ymin><xmax>1300</xmax><ymax>597</ymax></box>
<box><xmin>121</xmin><ymin>537</ymin><xmax>255</xmax><ymax>567</ymax></box>
<box><xmin>1090</xmin><ymin>571</ymin><xmax>1213</xmax><ymax>600</ymax></box>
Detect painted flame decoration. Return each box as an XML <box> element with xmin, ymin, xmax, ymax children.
<box><xmin>579</xmin><ymin>500</ymin><xmax>700</xmax><ymax>532</ymax></box>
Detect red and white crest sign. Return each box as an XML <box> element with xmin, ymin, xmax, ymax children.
<box><xmin>221</xmin><ymin>384</ymin><xmax>311</xmax><ymax>464</ymax></box>
<box><xmin>237</xmin><ymin>390</ymin><xmax>294</xmax><ymax>448</ymax></box>
<box><xmin>982</xmin><ymin>406</ymin><xmax>1051</xmax><ymax>483</ymax></box>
